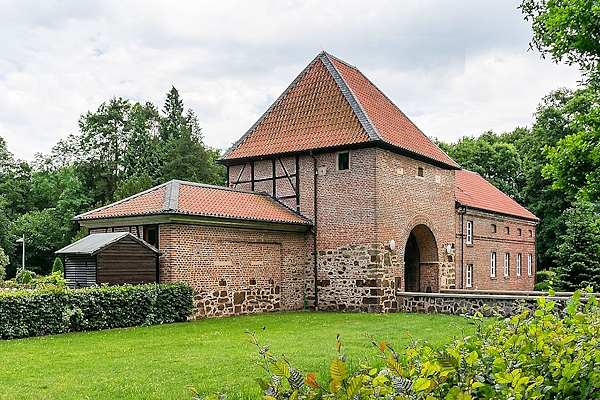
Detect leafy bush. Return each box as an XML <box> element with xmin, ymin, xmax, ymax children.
<box><xmin>0</xmin><ymin>283</ymin><xmax>194</xmax><ymax>339</ymax></box>
<box><xmin>0</xmin><ymin>247</ymin><xmax>8</xmax><ymax>282</ymax></box>
<box><xmin>52</xmin><ymin>257</ymin><xmax>64</xmax><ymax>275</ymax></box>
<box><xmin>214</xmin><ymin>289</ymin><xmax>600</xmax><ymax>400</ymax></box>
<box><xmin>534</xmin><ymin>269</ymin><xmax>556</xmax><ymax>291</ymax></box>
<box><xmin>15</xmin><ymin>269</ymin><xmax>36</xmax><ymax>283</ymax></box>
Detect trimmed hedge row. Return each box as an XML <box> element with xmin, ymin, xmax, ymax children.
<box><xmin>0</xmin><ymin>283</ymin><xmax>194</xmax><ymax>339</ymax></box>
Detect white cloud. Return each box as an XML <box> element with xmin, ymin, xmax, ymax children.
<box><xmin>0</xmin><ymin>0</ymin><xmax>583</xmax><ymax>160</ymax></box>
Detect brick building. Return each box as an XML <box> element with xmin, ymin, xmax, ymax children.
<box><xmin>74</xmin><ymin>52</ymin><xmax>538</xmax><ymax>318</ymax></box>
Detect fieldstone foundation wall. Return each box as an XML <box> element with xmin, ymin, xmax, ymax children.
<box><xmin>317</xmin><ymin>243</ymin><xmax>400</xmax><ymax>312</ymax></box>
<box><xmin>396</xmin><ymin>290</ymin><xmax>591</xmax><ymax>317</ymax></box>
<box><xmin>439</xmin><ymin>242</ymin><xmax>456</xmax><ymax>290</ymax></box>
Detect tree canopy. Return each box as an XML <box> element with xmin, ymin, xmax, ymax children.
<box><xmin>0</xmin><ymin>87</ymin><xmax>225</xmax><ymax>278</ymax></box>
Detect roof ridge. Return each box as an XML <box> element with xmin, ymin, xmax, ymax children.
<box><xmin>320</xmin><ymin>53</ymin><xmax>382</xmax><ymax>142</ymax></box>
<box><xmin>221</xmin><ymin>52</ymin><xmax>326</xmax><ymax>160</ymax></box>
<box><xmin>162</xmin><ymin>180</ymin><xmax>180</xmax><ymax>211</ymax></box>
<box><xmin>74</xmin><ymin>181</ymin><xmax>171</xmax><ymax>220</ymax></box>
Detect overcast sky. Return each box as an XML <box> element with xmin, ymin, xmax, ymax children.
<box><xmin>0</xmin><ymin>0</ymin><xmax>582</xmax><ymax>161</ymax></box>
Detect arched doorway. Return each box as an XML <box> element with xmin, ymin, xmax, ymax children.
<box><xmin>403</xmin><ymin>224</ymin><xmax>439</xmax><ymax>292</ymax></box>
<box><xmin>404</xmin><ymin>233</ymin><xmax>420</xmax><ymax>291</ymax></box>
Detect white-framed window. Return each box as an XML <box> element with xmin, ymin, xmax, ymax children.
<box><xmin>528</xmin><ymin>254</ymin><xmax>533</xmax><ymax>276</ymax></box>
<box><xmin>504</xmin><ymin>253</ymin><xmax>510</xmax><ymax>277</ymax></box>
<box><xmin>490</xmin><ymin>252</ymin><xmax>496</xmax><ymax>278</ymax></box>
<box><xmin>517</xmin><ymin>253</ymin><xmax>522</xmax><ymax>277</ymax></box>
<box><xmin>466</xmin><ymin>264</ymin><xmax>473</xmax><ymax>288</ymax></box>
<box><xmin>466</xmin><ymin>220</ymin><xmax>473</xmax><ymax>244</ymax></box>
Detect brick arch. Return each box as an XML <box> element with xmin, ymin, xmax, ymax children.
<box><xmin>401</xmin><ymin>214</ymin><xmax>440</xmax><ymax>263</ymax></box>
<box><xmin>401</xmin><ymin>215</ymin><xmax>440</xmax><ymax>293</ymax></box>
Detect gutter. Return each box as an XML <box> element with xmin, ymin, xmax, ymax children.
<box><xmin>309</xmin><ymin>149</ymin><xmax>318</xmax><ymax>310</ymax></box>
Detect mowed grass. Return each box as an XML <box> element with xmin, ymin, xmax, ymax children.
<box><xmin>0</xmin><ymin>311</ymin><xmax>475</xmax><ymax>399</ymax></box>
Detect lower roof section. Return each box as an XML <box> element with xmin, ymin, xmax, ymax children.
<box><xmin>74</xmin><ymin>180</ymin><xmax>312</xmax><ymax>230</ymax></box>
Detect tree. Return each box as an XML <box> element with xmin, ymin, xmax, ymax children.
<box><xmin>75</xmin><ymin>97</ymin><xmax>133</xmax><ymax>204</ymax></box>
<box><xmin>436</xmin><ymin>131</ymin><xmax>524</xmax><ymax>201</ymax></box>
<box><xmin>521</xmin><ymin>0</ymin><xmax>600</xmax><ymax>202</ymax></box>
<box><xmin>520</xmin><ymin>0</ymin><xmax>600</xmax><ymax>78</ymax></box>
<box><xmin>515</xmin><ymin>89</ymin><xmax>580</xmax><ymax>271</ymax></box>
<box><xmin>542</xmin><ymin>88</ymin><xmax>600</xmax><ymax>201</ymax></box>
<box><xmin>9</xmin><ymin>209</ymin><xmax>67</xmax><ymax>276</ymax></box>
<box><xmin>555</xmin><ymin>200</ymin><xmax>600</xmax><ymax>291</ymax></box>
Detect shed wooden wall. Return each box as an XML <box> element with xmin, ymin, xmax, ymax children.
<box><xmin>65</xmin><ymin>255</ymin><xmax>97</xmax><ymax>288</ymax></box>
<box><xmin>96</xmin><ymin>236</ymin><xmax>157</xmax><ymax>285</ymax></box>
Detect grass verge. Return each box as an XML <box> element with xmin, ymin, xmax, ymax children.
<box><xmin>0</xmin><ymin>311</ymin><xmax>476</xmax><ymax>399</ymax></box>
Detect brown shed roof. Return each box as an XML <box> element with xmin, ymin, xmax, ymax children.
<box><xmin>455</xmin><ymin>169</ymin><xmax>538</xmax><ymax>221</ymax></box>
<box><xmin>74</xmin><ymin>180</ymin><xmax>311</xmax><ymax>226</ymax></box>
<box><xmin>222</xmin><ymin>52</ymin><xmax>459</xmax><ymax>169</ymax></box>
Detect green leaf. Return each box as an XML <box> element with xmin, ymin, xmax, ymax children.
<box><xmin>330</xmin><ymin>358</ymin><xmax>347</xmax><ymax>381</ymax></box>
<box><xmin>495</xmin><ymin>372</ymin><xmax>513</xmax><ymax>385</ymax></box>
<box><xmin>414</xmin><ymin>377</ymin><xmax>431</xmax><ymax>392</ymax></box>
<box><xmin>347</xmin><ymin>376</ymin><xmax>362</xmax><ymax>399</ymax></box>
<box><xmin>270</xmin><ymin>362</ymin><xmax>290</xmax><ymax>378</ymax></box>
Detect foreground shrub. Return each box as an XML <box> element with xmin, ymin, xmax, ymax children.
<box><xmin>205</xmin><ymin>289</ymin><xmax>599</xmax><ymax>399</ymax></box>
<box><xmin>0</xmin><ymin>283</ymin><xmax>194</xmax><ymax>339</ymax></box>
<box><xmin>2</xmin><ymin>271</ymin><xmax>69</xmax><ymax>290</ymax></box>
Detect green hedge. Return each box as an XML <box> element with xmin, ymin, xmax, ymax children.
<box><xmin>0</xmin><ymin>283</ymin><xmax>194</xmax><ymax>339</ymax></box>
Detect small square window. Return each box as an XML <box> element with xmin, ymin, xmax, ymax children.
<box><xmin>417</xmin><ymin>167</ymin><xmax>424</xmax><ymax>177</ymax></box>
<box><xmin>529</xmin><ymin>230</ymin><xmax>533</xmax><ymax>237</ymax></box>
<box><xmin>518</xmin><ymin>228</ymin><xmax>522</xmax><ymax>236</ymax></box>
<box><xmin>505</xmin><ymin>226</ymin><xmax>510</xmax><ymax>235</ymax></box>
<box><xmin>491</xmin><ymin>224</ymin><xmax>497</xmax><ymax>233</ymax></box>
<box><xmin>337</xmin><ymin>152</ymin><xmax>350</xmax><ymax>170</ymax></box>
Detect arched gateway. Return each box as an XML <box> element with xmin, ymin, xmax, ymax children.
<box><xmin>403</xmin><ymin>224</ymin><xmax>439</xmax><ymax>292</ymax></box>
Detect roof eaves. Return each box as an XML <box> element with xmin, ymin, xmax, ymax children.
<box><xmin>456</xmin><ymin>203</ymin><xmax>540</xmax><ymax>223</ymax></box>
<box><xmin>220</xmin><ymin>52</ymin><xmax>327</xmax><ymax>162</ymax></box>
<box><xmin>320</xmin><ymin>52</ymin><xmax>382</xmax><ymax>142</ymax></box>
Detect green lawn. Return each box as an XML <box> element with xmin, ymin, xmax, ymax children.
<box><xmin>0</xmin><ymin>311</ymin><xmax>475</xmax><ymax>399</ymax></box>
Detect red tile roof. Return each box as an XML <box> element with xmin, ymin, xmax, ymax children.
<box><xmin>223</xmin><ymin>52</ymin><xmax>459</xmax><ymax>169</ymax></box>
<box><xmin>74</xmin><ymin>181</ymin><xmax>311</xmax><ymax>226</ymax></box>
<box><xmin>455</xmin><ymin>170</ymin><xmax>538</xmax><ymax>221</ymax></box>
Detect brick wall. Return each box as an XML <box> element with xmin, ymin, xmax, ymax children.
<box><xmin>454</xmin><ymin>208</ymin><xmax>537</xmax><ymax>291</ymax></box>
<box><xmin>159</xmin><ymin>223</ymin><xmax>313</xmax><ymax>319</ymax></box>
<box><xmin>227</xmin><ymin>147</ymin><xmax>458</xmax><ymax>312</ymax></box>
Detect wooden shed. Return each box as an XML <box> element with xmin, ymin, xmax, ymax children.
<box><xmin>56</xmin><ymin>232</ymin><xmax>160</xmax><ymax>288</ymax></box>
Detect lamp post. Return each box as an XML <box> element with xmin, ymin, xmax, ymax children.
<box><xmin>15</xmin><ymin>235</ymin><xmax>25</xmax><ymax>271</ymax></box>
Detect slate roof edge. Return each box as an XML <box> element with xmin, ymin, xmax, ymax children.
<box><xmin>320</xmin><ymin>52</ymin><xmax>382</xmax><ymax>142</ymax></box>
<box><xmin>326</xmin><ymin>52</ymin><xmax>460</xmax><ymax>169</ymax></box>
<box><xmin>55</xmin><ymin>232</ymin><xmax>160</xmax><ymax>255</ymax></box>
<box><xmin>220</xmin><ymin>52</ymin><xmax>327</xmax><ymax>161</ymax></box>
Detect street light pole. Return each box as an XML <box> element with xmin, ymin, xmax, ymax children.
<box><xmin>15</xmin><ymin>235</ymin><xmax>25</xmax><ymax>271</ymax></box>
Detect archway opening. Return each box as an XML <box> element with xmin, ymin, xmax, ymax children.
<box><xmin>403</xmin><ymin>224</ymin><xmax>439</xmax><ymax>292</ymax></box>
<box><xmin>404</xmin><ymin>233</ymin><xmax>420</xmax><ymax>291</ymax></box>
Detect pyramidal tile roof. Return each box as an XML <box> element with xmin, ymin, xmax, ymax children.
<box><xmin>455</xmin><ymin>169</ymin><xmax>538</xmax><ymax>221</ymax></box>
<box><xmin>223</xmin><ymin>51</ymin><xmax>459</xmax><ymax>169</ymax></box>
<box><xmin>74</xmin><ymin>180</ymin><xmax>311</xmax><ymax>226</ymax></box>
